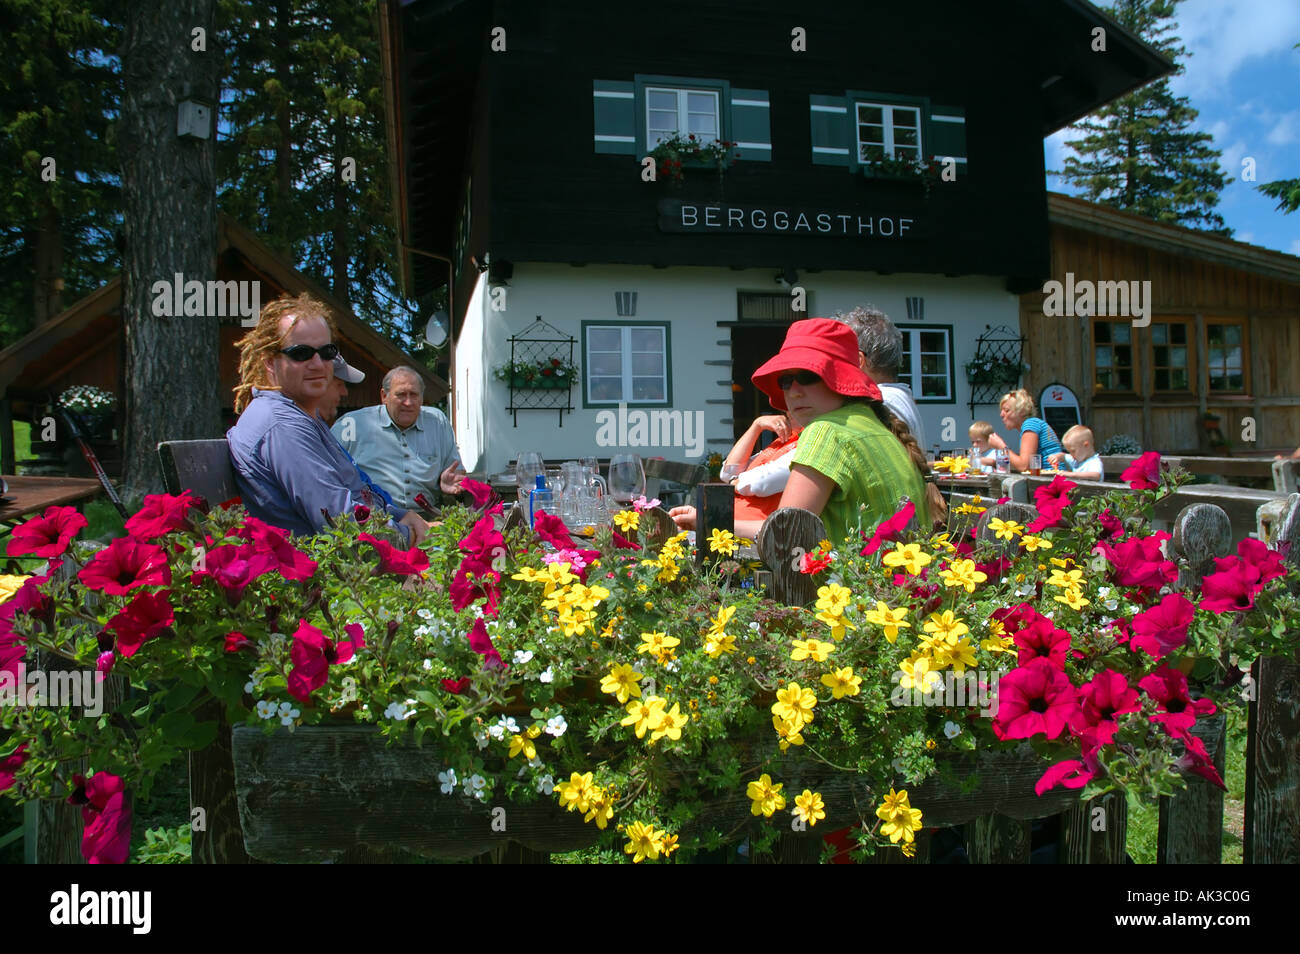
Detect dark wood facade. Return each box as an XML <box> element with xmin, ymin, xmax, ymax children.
<box><xmin>1019</xmin><ymin>194</ymin><xmax>1300</xmax><ymax>456</ymax></box>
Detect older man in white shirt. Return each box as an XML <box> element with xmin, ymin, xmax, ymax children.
<box><xmin>832</xmin><ymin>305</ymin><xmax>926</xmax><ymax>447</ymax></box>
<box><xmin>332</xmin><ymin>365</ymin><xmax>465</xmax><ymax>509</ymax></box>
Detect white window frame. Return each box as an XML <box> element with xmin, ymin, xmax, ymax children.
<box><xmin>584</xmin><ymin>324</ymin><xmax>670</xmax><ymax>406</ymax></box>
<box><xmin>645</xmin><ymin>86</ymin><xmax>720</xmax><ymax>149</ymax></box>
<box><xmin>897</xmin><ymin>324</ymin><xmax>953</xmax><ymax>403</ymax></box>
<box><xmin>854</xmin><ymin>101</ymin><xmax>923</xmax><ymax>164</ymax></box>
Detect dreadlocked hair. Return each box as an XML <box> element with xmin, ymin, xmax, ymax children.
<box><xmin>233</xmin><ymin>293</ymin><xmax>340</xmax><ymax>413</ymax></box>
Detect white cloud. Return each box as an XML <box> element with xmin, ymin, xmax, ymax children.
<box><xmin>1265</xmin><ymin>111</ymin><xmax>1300</xmax><ymax>145</ymax></box>
<box><xmin>1170</xmin><ymin>0</ymin><xmax>1300</xmax><ymax>100</ymax></box>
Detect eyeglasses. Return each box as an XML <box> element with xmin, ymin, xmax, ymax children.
<box><xmin>279</xmin><ymin>343</ymin><xmax>340</xmax><ymax>363</ymax></box>
<box><xmin>777</xmin><ymin>370</ymin><xmax>822</xmax><ymax>390</ymax></box>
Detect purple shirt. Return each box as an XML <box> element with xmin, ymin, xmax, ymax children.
<box><xmin>227</xmin><ymin>389</ymin><xmax>408</xmax><ymax>537</ymax></box>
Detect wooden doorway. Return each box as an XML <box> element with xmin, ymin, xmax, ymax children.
<box><xmin>731</xmin><ymin>324</ymin><xmax>790</xmax><ymax>443</ymax></box>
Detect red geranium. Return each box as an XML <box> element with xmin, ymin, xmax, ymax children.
<box><xmin>124</xmin><ymin>490</ymin><xmax>196</xmax><ymax>540</ymax></box>
<box><xmin>992</xmin><ymin>659</ymin><xmax>1079</xmax><ymax>740</ymax></box>
<box><xmin>358</xmin><ymin>533</ymin><xmax>429</xmax><ymax>576</ymax></box>
<box><xmin>860</xmin><ymin>501</ymin><xmax>915</xmax><ymax>556</ymax></box>
<box><xmin>6</xmin><ymin>505</ymin><xmax>87</xmax><ymax>558</ymax></box>
<box><xmin>106</xmin><ymin>590</ymin><xmax>175</xmax><ymax>658</ymax></box>
<box><xmin>1138</xmin><ymin>666</ymin><xmax>1215</xmax><ymax>739</ymax></box>
<box><xmin>78</xmin><ymin>537</ymin><xmax>172</xmax><ymax>596</ymax></box>
<box><xmin>800</xmin><ymin>551</ymin><xmax>833</xmax><ymax>574</ymax></box>
<box><xmin>1120</xmin><ymin>451</ymin><xmax>1161</xmax><ymax>490</ymax></box>
<box><xmin>1129</xmin><ymin>592</ymin><xmax>1195</xmax><ymax>661</ymax></box>
<box><xmin>69</xmin><ymin>771</ymin><xmax>131</xmax><ymax>865</ymax></box>
<box><xmin>287</xmin><ymin>620</ymin><xmax>364</xmax><ymax>703</ymax></box>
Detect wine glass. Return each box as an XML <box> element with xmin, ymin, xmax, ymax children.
<box><xmin>608</xmin><ymin>454</ymin><xmax>645</xmax><ymax>505</ymax></box>
<box><xmin>515</xmin><ymin>451</ymin><xmax>545</xmax><ymax>490</ymax></box>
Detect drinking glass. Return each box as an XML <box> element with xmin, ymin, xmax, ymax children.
<box><xmin>515</xmin><ymin>451</ymin><xmax>545</xmax><ymax>490</ymax></box>
<box><xmin>608</xmin><ymin>454</ymin><xmax>645</xmax><ymax>505</ymax></box>
<box><xmin>994</xmin><ymin>449</ymin><xmax>1010</xmax><ymax>475</ymax></box>
<box><xmin>1029</xmin><ymin>454</ymin><xmax>1042</xmax><ymax>476</ymax></box>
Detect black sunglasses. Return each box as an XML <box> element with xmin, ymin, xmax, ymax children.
<box><xmin>777</xmin><ymin>370</ymin><xmax>822</xmax><ymax>390</ymax></box>
<box><xmin>280</xmin><ymin>343</ymin><xmax>340</xmax><ymax>363</ymax></box>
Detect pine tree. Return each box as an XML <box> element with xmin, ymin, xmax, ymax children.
<box><xmin>1055</xmin><ymin>0</ymin><xmax>1232</xmax><ymax>235</ymax></box>
<box><xmin>0</xmin><ymin>0</ymin><xmax>122</xmax><ymax>343</ymax></box>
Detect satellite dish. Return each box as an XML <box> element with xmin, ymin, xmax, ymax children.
<box><xmin>424</xmin><ymin>310</ymin><xmax>449</xmax><ymax>348</ymax></box>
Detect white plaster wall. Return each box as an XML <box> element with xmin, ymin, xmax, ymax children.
<box><xmin>455</xmin><ymin>263</ymin><xmax>1022</xmax><ymax>474</ymax></box>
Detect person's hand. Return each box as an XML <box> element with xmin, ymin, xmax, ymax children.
<box><xmin>398</xmin><ymin>510</ymin><xmax>430</xmax><ymax>548</ymax></box>
<box><xmin>668</xmin><ymin>505</ymin><xmax>697</xmax><ymax>531</ymax></box>
<box><xmin>987</xmin><ymin>433</ymin><xmax>1006</xmax><ymax>450</ymax></box>
<box><xmin>440</xmin><ymin>460</ymin><xmax>467</xmax><ymax>496</ymax></box>
<box><xmin>753</xmin><ymin>415</ymin><xmax>794</xmax><ymax>441</ymax></box>
<box><xmin>1047</xmin><ymin>452</ymin><xmax>1064</xmax><ymax>467</ymax></box>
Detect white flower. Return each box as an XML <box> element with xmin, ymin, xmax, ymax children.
<box><xmin>528</xmin><ymin>757</ymin><xmax>545</xmax><ymax>769</ymax></box>
<box><xmin>943</xmin><ymin>721</ymin><xmax>962</xmax><ymax>739</ymax></box>
<box><xmin>417</xmin><ymin>608</ymin><xmax>434</xmax><ymax>620</ymax></box>
<box><xmin>438</xmin><ymin>768</ymin><xmax>458</xmax><ymax>794</ymax></box>
<box><xmin>278</xmin><ymin>702</ymin><xmax>301</xmax><ymax>726</ymax></box>
<box><xmin>1014</xmin><ymin>581</ymin><xmax>1036</xmax><ymax>598</ymax></box>
<box><xmin>513</xmin><ymin>649</ymin><xmax>534</xmax><ymax>665</ymax></box>
<box><xmin>664</xmin><ymin>659</ymin><xmax>679</xmax><ymax>673</ymax></box>
<box><xmin>244</xmin><ymin>679</ymin><xmax>257</xmax><ymax>694</ymax></box>
<box><xmin>384</xmin><ymin>701</ymin><xmax>415</xmax><ymax>721</ymax></box>
<box><xmin>539</xmin><ymin>667</ymin><xmax>554</xmax><ymax>683</ymax></box>
<box><xmin>891</xmin><ymin>757</ymin><xmax>907</xmax><ymax>774</ymax></box>
<box><xmin>464</xmin><ymin>774</ymin><xmax>487</xmax><ymax>801</ymax></box>
<box><xmin>536</xmin><ymin>774</ymin><xmax>554</xmax><ymax>795</ymax></box>
<box><xmin>255</xmin><ymin>700</ymin><xmax>277</xmax><ymax>720</ymax></box>
<box><xmin>413</xmin><ymin>625</ymin><xmax>432</xmax><ymax>638</ymax></box>
<box><xmin>488</xmin><ymin>724</ymin><xmax>506</xmax><ymax>740</ymax></box>
<box><xmin>422</xmin><ymin>658</ymin><xmax>433</xmax><ymax>671</ymax></box>
<box><xmin>473</xmin><ymin>729</ymin><xmax>490</xmax><ymax>750</ymax></box>
<box><xmin>545</xmin><ymin>715</ymin><xmax>568</xmax><ymax>738</ymax></box>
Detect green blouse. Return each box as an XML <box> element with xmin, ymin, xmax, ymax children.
<box><xmin>790</xmin><ymin>403</ymin><xmax>929</xmax><ymax>545</ymax></box>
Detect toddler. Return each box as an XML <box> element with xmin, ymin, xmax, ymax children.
<box><xmin>1048</xmin><ymin>425</ymin><xmax>1103</xmax><ymax>480</ymax></box>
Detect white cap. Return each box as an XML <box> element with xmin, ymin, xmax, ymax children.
<box><xmin>332</xmin><ymin>354</ymin><xmax>365</xmax><ymax>384</ymax></box>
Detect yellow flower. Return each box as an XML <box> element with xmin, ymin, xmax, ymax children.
<box><xmin>655</xmin><ymin>553</ymin><xmax>681</xmax><ymax>583</ymax></box>
<box><xmin>508</xmin><ymin>733</ymin><xmax>537</xmax><ymax>760</ymax></box>
<box><xmin>815</xmin><ymin>582</ymin><xmax>853</xmax><ymax>614</ymax></box>
<box><xmin>899</xmin><ymin>652</ymin><xmax>943</xmax><ymax>692</ymax></box>
<box><xmin>704</xmin><ymin>632</ymin><xmax>737</xmax><ymax>658</ymax></box>
<box><xmin>746</xmin><ymin>773</ymin><xmax>787</xmax><ymax>818</ymax></box>
<box><xmin>650</xmin><ymin>702</ymin><xmax>688</xmax><ymax>742</ymax></box>
<box><xmin>929</xmin><ymin>532</ymin><xmax>957</xmax><ymax>555</ymax></box>
<box><xmin>569</xmin><ymin>582</ymin><xmax>611</xmax><ymax>611</ymax></box>
<box><xmin>556</xmin><ymin>771</ymin><xmax>595</xmax><ymax>813</ymax></box>
<box><xmin>771</xmin><ymin>681</ymin><xmax>817</xmax><ymax>732</ymax></box>
<box><xmin>933</xmin><ymin>455</ymin><xmax>971</xmax><ymax>475</ymax></box>
<box><xmin>1019</xmin><ymin>534</ymin><xmax>1053</xmax><ymax>552</ymax></box>
<box><xmin>772</xmin><ymin>714</ymin><xmax>805</xmax><ymax>750</ymax></box>
<box><xmin>790</xmin><ymin>638</ymin><xmax>835</xmax><ymax>662</ymax></box>
<box><xmin>876</xmin><ymin>788</ymin><xmax>924</xmax><ymax>845</ymax></box>
<box><xmin>952</xmin><ymin>502</ymin><xmax>987</xmax><ymax>515</ymax></box>
<box><xmin>988</xmin><ymin>518</ymin><xmax>1024</xmax><ymax>540</ymax></box>
<box><xmin>816</xmin><ymin>609</ymin><xmax>857</xmax><ymax>642</ymax></box>
<box><xmin>882</xmin><ymin>542</ymin><xmax>932</xmax><ymax>576</ymax></box>
<box><xmin>659</xmin><ymin>833</ymin><xmax>679</xmax><ymax>856</ymax></box>
<box><xmin>599</xmin><ymin>616</ymin><xmax>620</xmax><ymax>640</ymax></box>
<box><xmin>820</xmin><ymin>666</ymin><xmax>862</xmax><ymax>699</ymax></box>
<box><xmin>613</xmin><ymin>509</ymin><xmax>640</xmax><ymax>533</ymax></box>
<box><xmin>925</xmin><ymin>738</ymin><xmax>937</xmax><ymax>750</ymax></box>
<box><xmin>0</xmin><ymin>575</ymin><xmax>30</xmax><ymax>605</ymax></box>
<box><xmin>1054</xmin><ymin>586</ymin><xmax>1091</xmax><ymax>610</ymax></box>
<box><xmin>1047</xmin><ymin>568</ymin><xmax>1084</xmax><ymax>590</ymax></box>
<box><xmin>583</xmin><ymin>786</ymin><xmax>615</xmax><ymax>829</ymax></box>
<box><xmin>514</xmin><ymin>562</ymin><xmax>577</xmax><ymax>596</ymax></box>
<box><xmin>934</xmin><ymin>635</ymin><xmax>977</xmax><ymax>673</ymax></box>
<box><xmin>1049</xmin><ymin>557</ymin><xmax>1075</xmax><ymax>568</ymax></box>
<box><xmin>900</xmin><ymin>841</ymin><xmax>917</xmax><ymax>858</ymax></box>
<box><xmin>864</xmin><ymin>601</ymin><xmax>911</xmax><ymax>643</ymax></box>
<box><xmin>556</xmin><ymin>607</ymin><xmax>598</xmax><ymax>638</ymax></box>
<box><xmin>621</xmin><ymin>695</ymin><xmax>667</xmax><ymax>738</ymax></box>
<box><xmin>623</xmin><ymin>820</ymin><xmax>664</xmax><ymax>863</ymax></box>
<box><xmin>708</xmin><ymin>528</ymin><xmax>740</xmax><ymax>556</ymax></box>
<box><xmin>636</xmin><ymin>630</ymin><xmax>681</xmax><ymax>658</ymax></box>
<box><xmin>600</xmin><ymin>663</ymin><xmax>642</xmax><ymax>703</ymax></box>
<box><xmin>793</xmin><ymin>789</ymin><xmax>826</xmax><ymax>827</ymax></box>
<box><xmin>922</xmin><ymin>610</ymin><xmax>969</xmax><ymax>645</ymax></box>
<box><xmin>937</xmin><ymin>558</ymin><xmax>987</xmax><ymax>594</ymax></box>
<box><xmin>980</xmin><ymin>634</ymin><xmax>1017</xmax><ymax>655</ymax></box>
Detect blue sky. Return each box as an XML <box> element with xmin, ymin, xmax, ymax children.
<box><xmin>1045</xmin><ymin>0</ymin><xmax>1300</xmax><ymax>257</ymax></box>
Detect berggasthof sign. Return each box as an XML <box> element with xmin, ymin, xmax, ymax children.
<box><xmin>657</xmin><ymin>199</ymin><xmax>924</xmax><ymax>238</ymax></box>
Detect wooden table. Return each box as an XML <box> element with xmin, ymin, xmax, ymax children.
<box><xmin>0</xmin><ymin>475</ymin><xmax>104</xmax><ymax>527</ymax></box>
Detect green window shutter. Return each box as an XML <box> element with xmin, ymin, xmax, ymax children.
<box><xmin>809</xmin><ymin>94</ymin><xmax>850</xmax><ymax>166</ymax></box>
<box><xmin>729</xmin><ymin>88</ymin><xmax>771</xmax><ymax>162</ymax></box>
<box><xmin>928</xmin><ymin>105</ymin><xmax>967</xmax><ymax>170</ymax></box>
<box><xmin>593</xmin><ymin>80</ymin><xmax>636</xmax><ymax>155</ymax></box>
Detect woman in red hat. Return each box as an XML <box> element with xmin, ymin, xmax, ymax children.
<box><xmin>670</xmin><ymin>318</ymin><xmax>929</xmax><ymax>543</ymax></box>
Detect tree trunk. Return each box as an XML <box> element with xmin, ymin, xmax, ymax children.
<box><xmin>118</xmin><ymin>0</ymin><xmax>221</xmax><ymax>501</ymax></box>
<box><xmin>32</xmin><ymin>202</ymin><xmax>64</xmax><ymax>325</ymax></box>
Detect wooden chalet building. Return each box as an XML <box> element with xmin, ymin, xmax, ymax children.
<box><xmin>378</xmin><ymin>0</ymin><xmax>1171</xmax><ymax>470</ymax></box>
<box><xmin>1019</xmin><ymin>194</ymin><xmax>1300</xmax><ymax>456</ymax></box>
<box><xmin>0</xmin><ymin>214</ymin><xmax>446</xmax><ymax>475</ymax></box>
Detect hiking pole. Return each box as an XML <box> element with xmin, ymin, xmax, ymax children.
<box><xmin>56</xmin><ymin>405</ymin><xmax>130</xmax><ymax>520</ymax></box>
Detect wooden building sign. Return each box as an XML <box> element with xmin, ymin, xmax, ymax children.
<box><xmin>657</xmin><ymin>199</ymin><xmax>924</xmax><ymax>239</ymax></box>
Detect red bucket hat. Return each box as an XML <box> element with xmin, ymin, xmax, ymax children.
<box><xmin>751</xmin><ymin>318</ymin><xmax>882</xmax><ymax>412</ymax></box>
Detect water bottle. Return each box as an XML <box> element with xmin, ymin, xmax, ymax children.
<box><xmin>528</xmin><ymin>474</ymin><xmax>553</xmax><ymax>529</ymax></box>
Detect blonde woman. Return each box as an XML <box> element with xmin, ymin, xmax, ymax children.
<box><xmin>986</xmin><ymin>389</ymin><xmax>1063</xmax><ymax>471</ymax></box>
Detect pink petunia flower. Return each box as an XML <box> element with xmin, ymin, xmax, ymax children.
<box><xmin>78</xmin><ymin>538</ymin><xmax>172</xmax><ymax>596</ymax></box>
<box><xmin>358</xmin><ymin>533</ymin><xmax>429</xmax><ymax>576</ymax></box>
<box><xmin>69</xmin><ymin>771</ymin><xmax>131</xmax><ymax>865</ymax></box>
<box><xmin>441</xmin><ymin>677</ymin><xmax>471</xmax><ymax>695</ymax></box>
<box><xmin>532</xmin><ymin>512</ymin><xmax>578</xmax><ymax>551</ymax></box>
<box><xmin>611</xmin><ymin>529</ymin><xmax>642</xmax><ymax>551</ymax></box>
<box><xmin>459</xmin><ymin>516</ymin><xmax>505</xmax><ymax>560</ymax></box>
<box><xmin>0</xmin><ymin>743</ymin><xmax>28</xmax><ymax>793</ymax></box>
<box><xmin>193</xmin><ymin>544</ymin><xmax>277</xmax><ymax>606</ymax></box>
<box><xmin>1027</xmin><ymin>475</ymin><xmax>1077</xmax><ymax>532</ymax></box>
<box><xmin>238</xmin><ymin>517</ymin><xmax>318</xmax><ymax>581</ymax></box>
<box><xmin>1138</xmin><ymin>666</ymin><xmax>1216</xmax><ymax>739</ymax></box>
<box><xmin>1034</xmin><ymin>756</ymin><xmax>1097</xmax><ymax>796</ymax></box>
<box><xmin>1012</xmin><ymin>617</ymin><xmax>1072</xmax><ymax>670</ymax></box>
<box><xmin>224</xmin><ymin>631</ymin><xmax>252</xmax><ymax>653</ymax></box>
<box><xmin>1198</xmin><ymin>557</ymin><xmax>1262</xmax><ymax>614</ymax></box>
<box><xmin>1069</xmin><ymin>669</ymin><xmax>1140</xmax><ymax>751</ymax></box>
<box><xmin>1120</xmin><ymin>451</ymin><xmax>1162</xmax><ymax>490</ymax></box>
<box><xmin>1097</xmin><ymin>507</ymin><xmax>1124</xmax><ymax>540</ymax></box>
<box><xmin>1101</xmin><ymin>531</ymin><xmax>1177</xmax><ymax>591</ymax></box>
<box><xmin>124</xmin><ymin>490</ymin><xmax>197</xmax><ymax>541</ymax></box>
<box><xmin>450</xmin><ymin>553</ymin><xmax>501</xmax><ymax>617</ymax></box>
<box><xmin>860</xmin><ymin>501</ymin><xmax>915</xmax><ymax>556</ymax></box>
<box><xmin>106</xmin><ymin>590</ymin><xmax>175</xmax><ymax>658</ymax></box>
<box><xmin>1175</xmin><ymin>732</ymin><xmax>1226</xmax><ymax>790</ymax></box>
<box><xmin>1129</xmin><ymin>592</ymin><xmax>1195</xmax><ymax>660</ymax></box>
<box><xmin>1235</xmin><ymin>538</ymin><xmax>1286</xmax><ymax>585</ymax></box>
<box><xmin>287</xmin><ymin>619</ymin><xmax>364</xmax><ymax>703</ymax></box>
<box><xmin>992</xmin><ymin>659</ymin><xmax>1079</xmax><ymax>741</ymax></box>
<box><xmin>467</xmin><ymin>617</ymin><xmax>506</xmax><ymax>671</ymax></box>
<box><xmin>6</xmin><ymin>506</ymin><xmax>87</xmax><ymax>558</ymax></box>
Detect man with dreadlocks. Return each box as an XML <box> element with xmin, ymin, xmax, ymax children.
<box><xmin>227</xmin><ymin>293</ymin><xmax>428</xmax><ymax>545</ymax></box>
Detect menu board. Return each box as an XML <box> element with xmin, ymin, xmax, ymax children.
<box><xmin>1039</xmin><ymin>383</ymin><xmax>1081</xmax><ymax>439</ymax></box>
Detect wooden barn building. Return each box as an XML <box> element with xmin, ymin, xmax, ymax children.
<box><xmin>0</xmin><ymin>214</ymin><xmax>446</xmax><ymax>475</ymax></box>
<box><xmin>1018</xmin><ymin>194</ymin><xmax>1300</xmax><ymax>457</ymax></box>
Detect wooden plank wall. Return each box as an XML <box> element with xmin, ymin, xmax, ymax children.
<box><xmin>1021</xmin><ymin>224</ymin><xmax>1300</xmax><ymax>454</ymax></box>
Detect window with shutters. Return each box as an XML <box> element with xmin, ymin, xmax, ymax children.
<box><xmin>592</xmin><ymin>77</ymin><xmax>771</xmax><ymax>161</ymax></box>
<box><xmin>855</xmin><ymin>102</ymin><xmax>923</xmax><ymax>164</ymax></box>
<box><xmin>810</xmin><ymin>92</ymin><xmax>966</xmax><ymax>175</ymax></box>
